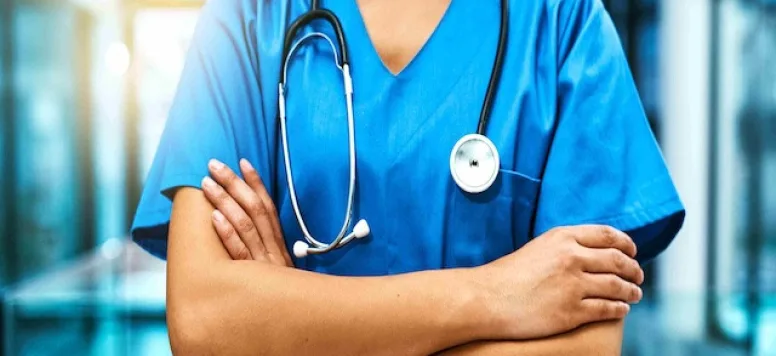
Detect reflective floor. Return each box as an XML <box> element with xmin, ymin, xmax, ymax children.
<box><xmin>3</xmin><ymin>241</ymin><xmax>167</xmax><ymax>356</ymax></box>
<box><xmin>1</xmin><ymin>241</ymin><xmax>771</xmax><ymax>356</ymax></box>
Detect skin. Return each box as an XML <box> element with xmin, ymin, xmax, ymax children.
<box><xmin>165</xmin><ymin>1</ymin><xmax>641</xmax><ymax>354</ymax></box>
<box><xmin>165</xmin><ymin>159</ymin><xmax>641</xmax><ymax>355</ymax></box>
<box><xmin>358</xmin><ymin>0</ymin><xmax>450</xmax><ymax>75</ymax></box>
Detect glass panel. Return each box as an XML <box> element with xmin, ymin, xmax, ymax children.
<box><xmin>714</xmin><ymin>1</ymin><xmax>776</xmax><ymax>354</ymax></box>
<box><xmin>3</xmin><ymin>240</ymin><xmax>168</xmax><ymax>356</ymax></box>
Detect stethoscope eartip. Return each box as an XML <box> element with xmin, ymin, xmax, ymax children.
<box><xmin>293</xmin><ymin>240</ymin><xmax>310</xmax><ymax>258</ymax></box>
<box><xmin>353</xmin><ymin>219</ymin><xmax>370</xmax><ymax>239</ymax></box>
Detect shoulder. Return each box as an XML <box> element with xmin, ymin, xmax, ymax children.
<box><xmin>193</xmin><ymin>0</ymin><xmax>297</xmax><ymax>57</ymax></box>
<box><xmin>544</xmin><ymin>0</ymin><xmax>605</xmax><ymax>28</ymax></box>
<box><xmin>542</xmin><ymin>0</ymin><xmax>603</xmax><ymax>14</ymax></box>
<box><xmin>507</xmin><ymin>0</ymin><xmax>604</xmax><ymax>34</ymax></box>
<box><xmin>198</xmin><ymin>0</ymin><xmax>296</xmax><ymax>27</ymax></box>
<box><xmin>200</xmin><ymin>0</ymin><xmax>258</xmax><ymax>20</ymax></box>
<box><xmin>537</xmin><ymin>0</ymin><xmax>609</xmax><ymax>55</ymax></box>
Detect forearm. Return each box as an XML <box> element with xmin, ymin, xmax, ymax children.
<box><xmin>167</xmin><ymin>188</ymin><xmax>490</xmax><ymax>355</ymax></box>
<box><xmin>169</xmin><ymin>259</ymin><xmax>489</xmax><ymax>355</ymax></box>
<box><xmin>437</xmin><ymin>320</ymin><xmax>624</xmax><ymax>356</ymax></box>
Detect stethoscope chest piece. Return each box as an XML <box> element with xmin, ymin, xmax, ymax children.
<box><xmin>449</xmin><ymin>134</ymin><xmax>500</xmax><ymax>194</ymax></box>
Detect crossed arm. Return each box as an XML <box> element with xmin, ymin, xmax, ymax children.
<box><xmin>165</xmin><ymin>160</ymin><xmax>640</xmax><ymax>355</ymax></box>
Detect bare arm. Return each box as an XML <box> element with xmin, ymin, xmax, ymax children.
<box><xmin>438</xmin><ymin>320</ymin><xmax>624</xmax><ymax>356</ymax></box>
<box><xmin>167</xmin><ymin>188</ymin><xmax>483</xmax><ymax>355</ymax></box>
<box><xmin>168</xmin><ymin>163</ymin><xmax>643</xmax><ymax>355</ymax></box>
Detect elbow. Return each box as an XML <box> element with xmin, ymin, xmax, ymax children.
<box><xmin>167</xmin><ymin>297</ymin><xmax>213</xmax><ymax>355</ymax></box>
<box><xmin>166</xmin><ymin>275</ymin><xmax>228</xmax><ymax>355</ymax></box>
<box><xmin>168</xmin><ymin>321</ymin><xmax>203</xmax><ymax>355</ymax></box>
<box><xmin>165</xmin><ymin>272</ymin><xmax>274</xmax><ymax>355</ymax></box>
<box><xmin>165</xmin><ymin>259</ymin><xmax>279</xmax><ymax>354</ymax></box>
<box><xmin>166</xmin><ymin>296</ymin><xmax>275</xmax><ymax>355</ymax></box>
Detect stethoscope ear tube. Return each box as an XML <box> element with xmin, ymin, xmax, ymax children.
<box><xmin>476</xmin><ymin>0</ymin><xmax>509</xmax><ymax>136</ymax></box>
<box><xmin>281</xmin><ymin>9</ymin><xmax>349</xmax><ymax>69</ymax></box>
<box><xmin>293</xmin><ymin>219</ymin><xmax>370</xmax><ymax>258</ymax></box>
<box><xmin>280</xmin><ymin>6</ymin><xmax>365</xmax><ymax>260</ymax></box>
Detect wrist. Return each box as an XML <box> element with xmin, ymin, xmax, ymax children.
<box><xmin>444</xmin><ymin>267</ymin><xmax>499</xmax><ymax>343</ymax></box>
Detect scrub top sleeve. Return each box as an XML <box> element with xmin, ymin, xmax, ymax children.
<box><xmin>130</xmin><ymin>0</ymin><xmax>264</xmax><ymax>259</ymax></box>
<box><xmin>535</xmin><ymin>0</ymin><xmax>685</xmax><ymax>263</ymax></box>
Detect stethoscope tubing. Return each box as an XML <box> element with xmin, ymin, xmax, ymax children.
<box><xmin>477</xmin><ymin>0</ymin><xmax>509</xmax><ymax>135</ymax></box>
<box><xmin>277</xmin><ymin>0</ymin><xmax>509</xmax><ymax>257</ymax></box>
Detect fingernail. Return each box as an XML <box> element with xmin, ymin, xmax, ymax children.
<box><xmin>240</xmin><ymin>159</ymin><xmax>254</xmax><ymax>172</ymax></box>
<box><xmin>635</xmin><ymin>286</ymin><xmax>643</xmax><ymax>301</ymax></box>
<box><xmin>212</xmin><ymin>210</ymin><xmax>224</xmax><ymax>222</ymax></box>
<box><xmin>208</xmin><ymin>159</ymin><xmax>225</xmax><ymax>171</ymax></box>
<box><xmin>202</xmin><ymin>176</ymin><xmax>215</xmax><ymax>188</ymax></box>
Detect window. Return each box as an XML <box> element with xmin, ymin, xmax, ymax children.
<box><xmin>712</xmin><ymin>1</ymin><xmax>776</xmax><ymax>354</ymax></box>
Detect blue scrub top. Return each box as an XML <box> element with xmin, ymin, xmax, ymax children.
<box><xmin>131</xmin><ymin>0</ymin><xmax>685</xmax><ymax>275</ymax></box>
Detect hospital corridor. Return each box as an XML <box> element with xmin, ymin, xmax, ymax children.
<box><xmin>1</xmin><ymin>0</ymin><xmax>775</xmax><ymax>355</ymax></box>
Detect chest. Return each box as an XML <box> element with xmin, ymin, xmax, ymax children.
<box><xmin>258</xmin><ymin>0</ymin><xmax>560</xmax><ymax>274</ymax></box>
<box><xmin>356</xmin><ymin>0</ymin><xmax>450</xmax><ymax>75</ymax></box>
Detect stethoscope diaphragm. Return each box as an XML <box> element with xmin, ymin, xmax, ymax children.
<box><xmin>449</xmin><ymin>134</ymin><xmax>500</xmax><ymax>194</ymax></box>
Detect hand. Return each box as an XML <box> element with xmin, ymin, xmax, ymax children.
<box><xmin>472</xmin><ymin>225</ymin><xmax>644</xmax><ymax>340</ymax></box>
<box><xmin>201</xmin><ymin>158</ymin><xmax>293</xmax><ymax>267</ymax></box>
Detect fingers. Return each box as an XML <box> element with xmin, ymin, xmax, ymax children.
<box><xmin>207</xmin><ymin>159</ymin><xmax>291</xmax><ymax>267</ymax></box>
<box><xmin>239</xmin><ymin>159</ymin><xmax>293</xmax><ymax>266</ymax></box>
<box><xmin>208</xmin><ymin>160</ymin><xmax>281</xmax><ymax>260</ymax></box>
<box><xmin>202</xmin><ymin>175</ymin><xmax>268</xmax><ymax>260</ymax></box>
<box><xmin>239</xmin><ymin>159</ymin><xmax>271</xmax><ymax>206</ymax></box>
<box><xmin>570</xmin><ymin>225</ymin><xmax>637</xmax><ymax>258</ymax></box>
<box><xmin>584</xmin><ymin>273</ymin><xmax>642</xmax><ymax>303</ymax></box>
<box><xmin>579</xmin><ymin>299</ymin><xmax>631</xmax><ymax>323</ymax></box>
<box><xmin>212</xmin><ymin>210</ymin><xmax>255</xmax><ymax>261</ymax></box>
<box><xmin>581</xmin><ymin>248</ymin><xmax>644</xmax><ymax>285</ymax></box>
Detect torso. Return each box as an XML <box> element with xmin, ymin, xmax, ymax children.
<box><xmin>244</xmin><ymin>0</ymin><xmax>561</xmax><ymax>275</ymax></box>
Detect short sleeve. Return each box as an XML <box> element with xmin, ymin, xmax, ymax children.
<box><xmin>535</xmin><ymin>0</ymin><xmax>685</xmax><ymax>263</ymax></box>
<box><xmin>130</xmin><ymin>0</ymin><xmax>265</xmax><ymax>259</ymax></box>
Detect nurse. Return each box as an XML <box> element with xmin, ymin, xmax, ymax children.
<box><xmin>131</xmin><ymin>0</ymin><xmax>685</xmax><ymax>354</ymax></box>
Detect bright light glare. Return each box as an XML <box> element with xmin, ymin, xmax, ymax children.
<box><xmin>100</xmin><ymin>237</ymin><xmax>123</xmax><ymax>260</ymax></box>
<box><xmin>105</xmin><ymin>42</ymin><xmax>131</xmax><ymax>76</ymax></box>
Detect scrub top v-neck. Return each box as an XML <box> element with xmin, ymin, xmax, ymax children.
<box><xmin>131</xmin><ymin>0</ymin><xmax>686</xmax><ymax>276</ymax></box>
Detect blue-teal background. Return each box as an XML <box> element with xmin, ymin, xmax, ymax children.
<box><xmin>1</xmin><ymin>0</ymin><xmax>775</xmax><ymax>355</ymax></box>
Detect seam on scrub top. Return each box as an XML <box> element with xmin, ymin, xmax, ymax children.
<box><xmin>158</xmin><ymin>173</ymin><xmax>212</xmax><ymax>197</ymax></box>
<box><xmin>499</xmin><ymin>168</ymin><xmax>542</xmax><ymax>184</ymax></box>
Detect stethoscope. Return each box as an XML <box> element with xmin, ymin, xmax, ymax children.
<box><xmin>278</xmin><ymin>0</ymin><xmax>509</xmax><ymax>258</ymax></box>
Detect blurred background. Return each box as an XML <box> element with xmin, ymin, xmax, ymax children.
<box><xmin>0</xmin><ymin>0</ymin><xmax>774</xmax><ymax>354</ymax></box>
